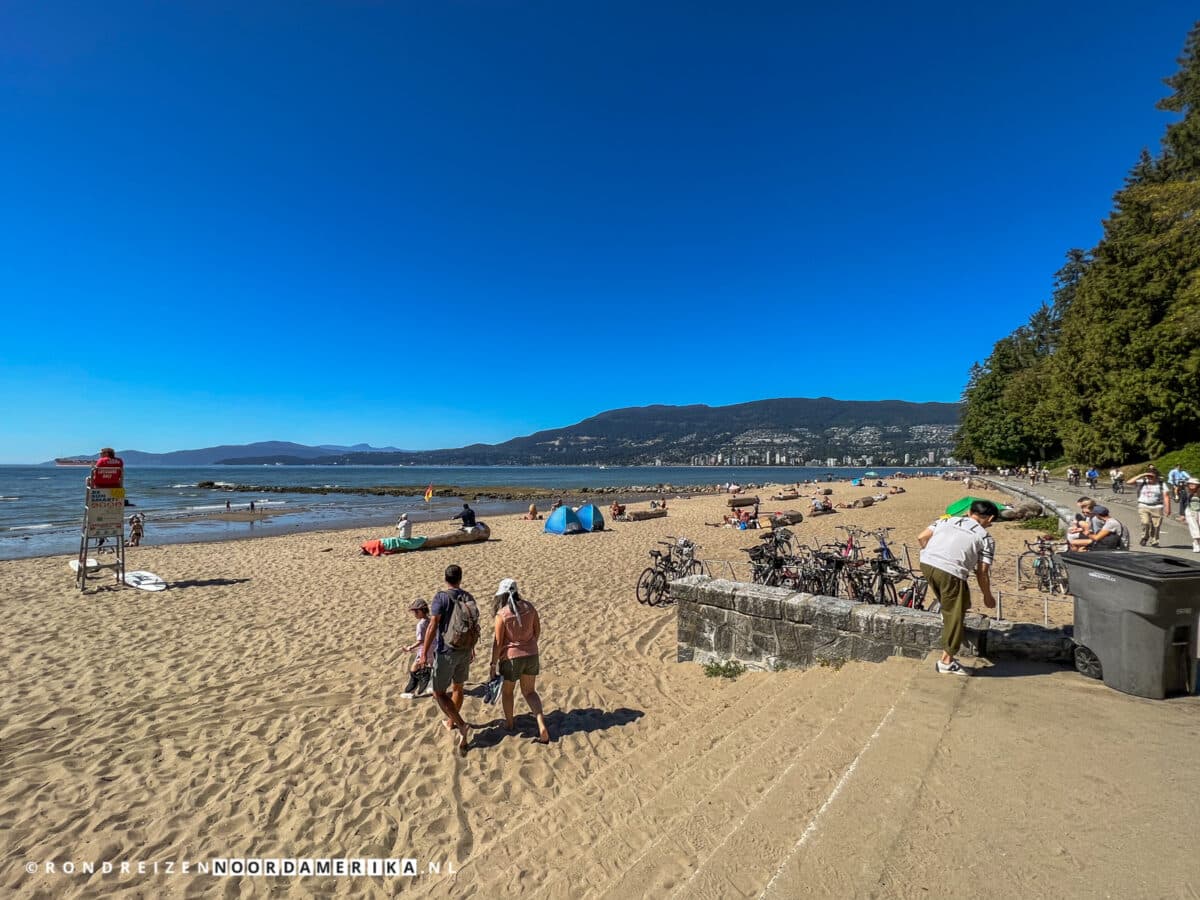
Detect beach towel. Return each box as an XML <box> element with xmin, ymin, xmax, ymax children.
<box><xmin>382</xmin><ymin>536</ymin><xmax>427</xmax><ymax>552</ymax></box>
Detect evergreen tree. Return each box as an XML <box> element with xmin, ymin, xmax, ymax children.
<box><xmin>958</xmin><ymin>22</ymin><xmax>1200</xmax><ymax>466</ymax></box>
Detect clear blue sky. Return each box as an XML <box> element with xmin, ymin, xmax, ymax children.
<box><xmin>1</xmin><ymin>2</ymin><xmax>1194</xmax><ymax>462</ymax></box>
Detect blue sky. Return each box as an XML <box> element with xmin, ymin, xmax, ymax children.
<box><xmin>1</xmin><ymin>2</ymin><xmax>1195</xmax><ymax>462</ymax></box>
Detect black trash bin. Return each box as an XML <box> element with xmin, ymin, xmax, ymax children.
<box><xmin>1060</xmin><ymin>551</ymin><xmax>1200</xmax><ymax>699</ymax></box>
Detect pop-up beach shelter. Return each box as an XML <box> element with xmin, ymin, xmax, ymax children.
<box><xmin>544</xmin><ymin>506</ymin><xmax>585</xmax><ymax>535</ymax></box>
<box><xmin>576</xmin><ymin>503</ymin><xmax>605</xmax><ymax>532</ymax></box>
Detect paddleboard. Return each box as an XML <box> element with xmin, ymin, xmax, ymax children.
<box><xmin>68</xmin><ymin>558</ymin><xmax>99</xmax><ymax>572</ymax></box>
<box><xmin>123</xmin><ymin>570</ymin><xmax>167</xmax><ymax>592</ymax></box>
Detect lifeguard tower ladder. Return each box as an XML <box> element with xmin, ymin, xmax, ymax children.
<box><xmin>76</xmin><ymin>483</ymin><xmax>126</xmax><ymax>591</ymax></box>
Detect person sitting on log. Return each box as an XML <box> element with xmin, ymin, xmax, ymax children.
<box><xmin>610</xmin><ymin>501</ymin><xmax>625</xmax><ymax>519</ymax></box>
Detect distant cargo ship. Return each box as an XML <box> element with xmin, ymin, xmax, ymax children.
<box><xmin>55</xmin><ymin>458</ymin><xmax>93</xmax><ymax>466</ymax></box>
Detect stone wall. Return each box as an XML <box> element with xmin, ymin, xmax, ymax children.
<box><xmin>673</xmin><ymin>575</ymin><xmax>1075</xmax><ymax>670</ymax></box>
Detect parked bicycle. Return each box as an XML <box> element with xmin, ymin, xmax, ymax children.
<box><xmin>1017</xmin><ymin>537</ymin><xmax>1070</xmax><ymax>595</ymax></box>
<box><xmin>636</xmin><ymin>536</ymin><xmax>706</xmax><ymax>606</ymax></box>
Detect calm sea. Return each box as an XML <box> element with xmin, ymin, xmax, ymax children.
<box><xmin>0</xmin><ymin>464</ymin><xmax>950</xmax><ymax>560</ymax></box>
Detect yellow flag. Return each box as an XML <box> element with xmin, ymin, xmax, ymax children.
<box><xmin>424</xmin><ymin>484</ymin><xmax>433</xmax><ymax>502</ymax></box>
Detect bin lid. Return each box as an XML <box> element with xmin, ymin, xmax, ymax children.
<box><xmin>1059</xmin><ymin>551</ymin><xmax>1200</xmax><ymax>581</ymax></box>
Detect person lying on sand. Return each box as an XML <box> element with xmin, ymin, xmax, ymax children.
<box><xmin>488</xmin><ymin>578</ymin><xmax>550</xmax><ymax>744</ymax></box>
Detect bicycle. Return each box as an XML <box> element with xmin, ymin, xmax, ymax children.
<box><xmin>636</xmin><ymin>537</ymin><xmax>705</xmax><ymax>606</ymax></box>
<box><xmin>1017</xmin><ymin>538</ymin><xmax>1070</xmax><ymax>595</ymax></box>
<box><xmin>839</xmin><ymin>528</ymin><xmax>910</xmax><ymax>604</ymax></box>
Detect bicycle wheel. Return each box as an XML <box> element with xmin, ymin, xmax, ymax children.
<box><xmin>873</xmin><ymin>572</ymin><xmax>898</xmax><ymax>605</ymax></box>
<box><xmin>686</xmin><ymin>558</ymin><xmax>708</xmax><ymax>577</ymax></box>
<box><xmin>636</xmin><ymin>567</ymin><xmax>658</xmax><ymax>605</ymax></box>
<box><xmin>1029</xmin><ymin>557</ymin><xmax>1051</xmax><ymax>593</ymax></box>
<box><xmin>1050</xmin><ymin>557</ymin><xmax>1070</xmax><ymax>594</ymax></box>
<box><xmin>837</xmin><ymin>566</ymin><xmax>863</xmax><ymax>601</ymax></box>
<box><xmin>649</xmin><ymin>570</ymin><xmax>670</xmax><ymax>606</ymax></box>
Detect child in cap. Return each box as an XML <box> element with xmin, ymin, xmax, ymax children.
<box><xmin>401</xmin><ymin>599</ymin><xmax>433</xmax><ymax>698</ymax></box>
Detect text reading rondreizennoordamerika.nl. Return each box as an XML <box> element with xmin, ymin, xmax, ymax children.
<box><xmin>23</xmin><ymin>858</ymin><xmax>458</xmax><ymax>878</ymax></box>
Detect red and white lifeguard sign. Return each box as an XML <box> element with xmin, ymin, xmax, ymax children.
<box><xmin>92</xmin><ymin>456</ymin><xmax>124</xmax><ymax>488</ymax></box>
<box><xmin>85</xmin><ymin>487</ymin><xmax>125</xmax><ymax>538</ymax></box>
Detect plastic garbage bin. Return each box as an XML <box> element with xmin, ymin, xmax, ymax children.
<box><xmin>1059</xmin><ymin>551</ymin><xmax>1200</xmax><ymax>699</ymax></box>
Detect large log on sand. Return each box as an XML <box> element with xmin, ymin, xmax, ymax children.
<box><xmin>768</xmin><ymin>510</ymin><xmax>805</xmax><ymax>527</ymax></box>
<box><xmin>626</xmin><ymin>508</ymin><xmax>668</xmax><ymax>521</ymax></box>
<box><xmin>420</xmin><ymin>522</ymin><xmax>492</xmax><ymax>549</ymax></box>
<box><xmin>726</xmin><ymin>496</ymin><xmax>760</xmax><ymax>508</ymax></box>
<box><xmin>771</xmin><ymin>492</ymin><xmax>800</xmax><ymax>501</ymax></box>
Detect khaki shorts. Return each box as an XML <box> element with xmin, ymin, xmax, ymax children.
<box><xmin>499</xmin><ymin>655</ymin><xmax>540</xmax><ymax>681</ymax></box>
<box><xmin>431</xmin><ymin>647</ymin><xmax>471</xmax><ymax>693</ymax></box>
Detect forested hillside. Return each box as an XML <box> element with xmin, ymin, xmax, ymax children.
<box><xmin>955</xmin><ymin>22</ymin><xmax>1200</xmax><ymax>466</ymax></box>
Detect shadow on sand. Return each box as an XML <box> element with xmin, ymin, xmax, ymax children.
<box><xmin>167</xmin><ymin>577</ymin><xmax>252</xmax><ymax>590</ymax></box>
<box><xmin>470</xmin><ymin>707</ymin><xmax>644</xmax><ymax>748</ymax></box>
<box><xmin>972</xmin><ymin>659</ymin><xmax>1073</xmax><ymax>679</ymax></box>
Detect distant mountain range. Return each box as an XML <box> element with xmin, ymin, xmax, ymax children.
<box><xmin>51</xmin><ymin>398</ymin><xmax>962</xmax><ymax>467</ymax></box>
<box><xmin>45</xmin><ymin>442</ymin><xmax>404</xmax><ymax>466</ymax></box>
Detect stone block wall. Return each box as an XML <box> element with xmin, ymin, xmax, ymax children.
<box><xmin>673</xmin><ymin>576</ymin><xmax>1074</xmax><ymax>670</ymax></box>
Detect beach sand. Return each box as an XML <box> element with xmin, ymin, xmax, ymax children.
<box><xmin>8</xmin><ymin>476</ymin><xmax>1191</xmax><ymax>898</ymax></box>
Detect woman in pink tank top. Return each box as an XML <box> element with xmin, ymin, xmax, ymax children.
<box><xmin>488</xmin><ymin>578</ymin><xmax>550</xmax><ymax>743</ymax></box>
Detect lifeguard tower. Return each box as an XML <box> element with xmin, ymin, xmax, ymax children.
<box><xmin>75</xmin><ymin>454</ymin><xmax>127</xmax><ymax>591</ymax></box>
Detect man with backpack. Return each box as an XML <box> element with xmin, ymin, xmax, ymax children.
<box><xmin>418</xmin><ymin>564</ymin><xmax>481</xmax><ymax>756</ymax></box>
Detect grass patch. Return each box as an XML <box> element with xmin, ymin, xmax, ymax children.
<box><xmin>1151</xmin><ymin>443</ymin><xmax>1200</xmax><ymax>479</ymax></box>
<box><xmin>704</xmin><ymin>659</ymin><xmax>746</xmax><ymax>680</ymax></box>
<box><xmin>1018</xmin><ymin>515</ymin><xmax>1063</xmax><ymax>537</ymax></box>
<box><xmin>817</xmin><ymin>657</ymin><xmax>847</xmax><ymax>670</ymax></box>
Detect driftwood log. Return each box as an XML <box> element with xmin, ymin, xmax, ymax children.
<box><xmin>768</xmin><ymin>510</ymin><xmax>805</xmax><ymax>527</ymax></box>
<box><xmin>419</xmin><ymin>523</ymin><xmax>492</xmax><ymax>549</ymax></box>
<box><xmin>771</xmin><ymin>492</ymin><xmax>800</xmax><ymax>501</ymax></box>
<box><xmin>726</xmin><ymin>496</ymin><xmax>760</xmax><ymax>508</ymax></box>
<box><xmin>626</xmin><ymin>508</ymin><xmax>669</xmax><ymax>521</ymax></box>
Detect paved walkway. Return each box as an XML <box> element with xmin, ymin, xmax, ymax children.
<box><xmin>984</xmin><ymin>475</ymin><xmax>1199</xmax><ymax>560</ymax></box>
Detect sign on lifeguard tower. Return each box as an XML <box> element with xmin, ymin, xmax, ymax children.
<box><xmin>85</xmin><ymin>487</ymin><xmax>125</xmax><ymax>538</ymax></box>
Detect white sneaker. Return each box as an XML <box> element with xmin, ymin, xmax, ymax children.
<box><xmin>935</xmin><ymin>659</ymin><xmax>969</xmax><ymax>676</ymax></box>
<box><xmin>421</xmin><ymin>686</ymin><xmax>434</xmax><ymax>696</ymax></box>
<box><xmin>400</xmin><ymin>692</ymin><xmax>415</xmax><ymax>699</ymax></box>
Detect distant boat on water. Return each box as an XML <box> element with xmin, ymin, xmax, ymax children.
<box><xmin>55</xmin><ymin>458</ymin><xmax>92</xmax><ymax>466</ymax></box>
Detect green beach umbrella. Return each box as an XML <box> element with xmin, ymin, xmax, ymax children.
<box><xmin>945</xmin><ymin>496</ymin><xmax>1005</xmax><ymax>517</ymax></box>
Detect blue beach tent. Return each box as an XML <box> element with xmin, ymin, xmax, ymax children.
<box><xmin>544</xmin><ymin>506</ymin><xmax>585</xmax><ymax>535</ymax></box>
<box><xmin>576</xmin><ymin>503</ymin><xmax>605</xmax><ymax>532</ymax></box>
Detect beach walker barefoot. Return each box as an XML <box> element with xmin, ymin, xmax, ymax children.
<box><xmin>488</xmin><ymin>578</ymin><xmax>550</xmax><ymax>743</ymax></box>
<box><xmin>418</xmin><ymin>565</ymin><xmax>481</xmax><ymax>755</ymax></box>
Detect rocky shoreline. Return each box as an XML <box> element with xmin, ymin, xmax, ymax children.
<box><xmin>195</xmin><ymin>481</ymin><xmax>744</xmax><ymax>502</ymax></box>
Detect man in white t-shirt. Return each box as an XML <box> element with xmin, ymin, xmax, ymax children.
<box><xmin>917</xmin><ymin>499</ymin><xmax>1000</xmax><ymax>675</ymax></box>
<box><xmin>397</xmin><ymin>513</ymin><xmax>413</xmax><ymax>539</ymax></box>
<box><xmin>1133</xmin><ymin>466</ymin><xmax>1171</xmax><ymax>547</ymax></box>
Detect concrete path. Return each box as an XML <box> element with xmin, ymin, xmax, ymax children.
<box><xmin>984</xmin><ymin>475</ymin><xmax>1199</xmax><ymax>560</ymax></box>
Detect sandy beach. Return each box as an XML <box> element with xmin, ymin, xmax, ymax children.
<box><xmin>6</xmin><ymin>476</ymin><xmax>1193</xmax><ymax>898</ymax></box>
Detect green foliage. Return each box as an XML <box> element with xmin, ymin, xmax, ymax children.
<box><xmin>1018</xmin><ymin>516</ymin><xmax>1063</xmax><ymax>537</ymax></box>
<box><xmin>817</xmin><ymin>657</ymin><xmax>847</xmax><ymax>670</ymax></box>
<box><xmin>957</xmin><ymin>22</ymin><xmax>1200</xmax><ymax>467</ymax></box>
<box><xmin>1153</xmin><ymin>442</ymin><xmax>1200</xmax><ymax>478</ymax></box>
<box><xmin>703</xmin><ymin>659</ymin><xmax>746</xmax><ymax>680</ymax></box>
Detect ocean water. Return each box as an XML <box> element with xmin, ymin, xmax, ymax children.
<box><xmin>0</xmin><ymin>464</ymin><xmax>951</xmax><ymax>560</ymax></box>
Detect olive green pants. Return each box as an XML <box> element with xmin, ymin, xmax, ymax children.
<box><xmin>921</xmin><ymin>563</ymin><xmax>972</xmax><ymax>656</ymax></box>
